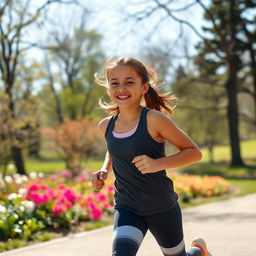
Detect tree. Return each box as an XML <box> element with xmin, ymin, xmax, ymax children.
<box><xmin>195</xmin><ymin>0</ymin><xmax>256</xmax><ymax>165</ymax></box>
<box><xmin>172</xmin><ymin>65</ymin><xmax>228</xmax><ymax>163</ymax></box>
<box><xmin>124</xmin><ymin>0</ymin><xmax>255</xmax><ymax>166</ymax></box>
<box><xmin>41</xmin><ymin>119</ymin><xmax>102</xmax><ymax>175</ymax></box>
<box><xmin>45</xmin><ymin>18</ymin><xmax>105</xmax><ymax>121</ymax></box>
<box><xmin>0</xmin><ymin>0</ymin><xmax>79</xmax><ymax>174</ymax></box>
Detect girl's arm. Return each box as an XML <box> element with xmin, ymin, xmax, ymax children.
<box><xmin>98</xmin><ymin>116</ymin><xmax>113</xmax><ymax>174</ymax></box>
<box><xmin>132</xmin><ymin>110</ymin><xmax>202</xmax><ymax>173</ymax></box>
<box><xmin>100</xmin><ymin>151</ymin><xmax>113</xmax><ymax>174</ymax></box>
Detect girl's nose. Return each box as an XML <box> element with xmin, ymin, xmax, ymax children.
<box><xmin>118</xmin><ymin>83</ymin><xmax>127</xmax><ymax>90</ymax></box>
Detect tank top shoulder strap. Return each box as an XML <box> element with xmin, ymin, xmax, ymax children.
<box><xmin>105</xmin><ymin>114</ymin><xmax>118</xmax><ymax>138</ymax></box>
<box><xmin>137</xmin><ymin>107</ymin><xmax>150</xmax><ymax>135</ymax></box>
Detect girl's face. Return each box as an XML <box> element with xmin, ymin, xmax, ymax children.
<box><xmin>107</xmin><ymin>64</ymin><xmax>149</xmax><ymax>108</ymax></box>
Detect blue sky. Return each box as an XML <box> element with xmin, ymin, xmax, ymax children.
<box><xmin>30</xmin><ymin>0</ymin><xmax>206</xmax><ymax>60</ymax></box>
<box><xmin>25</xmin><ymin>0</ymin><xmax>208</xmax><ymax>92</ymax></box>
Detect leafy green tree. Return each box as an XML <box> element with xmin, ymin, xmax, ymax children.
<box><xmin>45</xmin><ymin>23</ymin><xmax>105</xmax><ymax>122</ymax></box>
<box><xmin>0</xmin><ymin>0</ymin><xmax>79</xmax><ymax>174</ymax></box>
<box><xmin>195</xmin><ymin>0</ymin><xmax>256</xmax><ymax>165</ymax></box>
<box><xmin>124</xmin><ymin>0</ymin><xmax>256</xmax><ymax>166</ymax></box>
<box><xmin>172</xmin><ymin>65</ymin><xmax>227</xmax><ymax>163</ymax></box>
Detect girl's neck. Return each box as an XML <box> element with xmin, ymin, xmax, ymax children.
<box><xmin>118</xmin><ymin>105</ymin><xmax>143</xmax><ymax>123</ymax></box>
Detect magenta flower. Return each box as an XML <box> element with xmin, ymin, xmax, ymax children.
<box><xmin>63</xmin><ymin>189</ymin><xmax>77</xmax><ymax>204</ymax></box>
<box><xmin>88</xmin><ymin>202</ymin><xmax>96</xmax><ymax>209</ymax></box>
<box><xmin>57</xmin><ymin>184</ymin><xmax>67</xmax><ymax>190</ymax></box>
<box><xmin>95</xmin><ymin>193</ymin><xmax>106</xmax><ymax>201</ymax></box>
<box><xmin>52</xmin><ymin>203</ymin><xmax>66</xmax><ymax>217</ymax></box>
<box><xmin>106</xmin><ymin>186</ymin><xmax>114</xmax><ymax>192</ymax></box>
<box><xmin>25</xmin><ymin>183</ymin><xmax>54</xmax><ymax>204</ymax></box>
<box><xmin>91</xmin><ymin>208</ymin><xmax>103</xmax><ymax>220</ymax></box>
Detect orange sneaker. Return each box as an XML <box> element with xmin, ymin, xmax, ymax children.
<box><xmin>191</xmin><ymin>238</ymin><xmax>212</xmax><ymax>256</ymax></box>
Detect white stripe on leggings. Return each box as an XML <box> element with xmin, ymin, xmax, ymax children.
<box><xmin>113</xmin><ymin>225</ymin><xmax>144</xmax><ymax>245</ymax></box>
<box><xmin>159</xmin><ymin>239</ymin><xmax>185</xmax><ymax>255</ymax></box>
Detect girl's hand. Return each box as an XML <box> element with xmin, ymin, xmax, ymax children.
<box><xmin>91</xmin><ymin>170</ymin><xmax>108</xmax><ymax>192</ymax></box>
<box><xmin>132</xmin><ymin>155</ymin><xmax>159</xmax><ymax>174</ymax></box>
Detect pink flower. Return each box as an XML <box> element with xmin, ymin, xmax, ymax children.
<box><xmin>63</xmin><ymin>189</ymin><xmax>77</xmax><ymax>204</ymax></box>
<box><xmin>91</xmin><ymin>208</ymin><xmax>102</xmax><ymax>220</ymax></box>
<box><xmin>96</xmin><ymin>193</ymin><xmax>106</xmax><ymax>201</ymax></box>
<box><xmin>25</xmin><ymin>184</ymin><xmax>54</xmax><ymax>204</ymax></box>
<box><xmin>77</xmin><ymin>174</ymin><xmax>86</xmax><ymax>182</ymax></box>
<box><xmin>49</xmin><ymin>174</ymin><xmax>57</xmax><ymax>181</ymax></box>
<box><xmin>103</xmin><ymin>203</ymin><xmax>113</xmax><ymax>208</ymax></box>
<box><xmin>106</xmin><ymin>186</ymin><xmax>114</xmax><ymax>192</ymax></box>
<box><xmin>57</xmin><ymin>184</ymin><xmax>67</xmax><ymax>190</ymax></box>
<box><xmin>29</xmin><ymin>184</ymin><xmax>39</xmax><ymax>191</ymax></box>
<box><xmin>88</xmin><ymin>202</ymin><xmax>96</xmax><ymax>209</ymax></box>
<box><xmin>52</xmin><ymin>203</ymin><xmax>66</xmax><ymax>217</ymax></box>
<box><xmin>60</xmin><ymin>170</ymin><xmax>72</xmax><ymax>178</ymax></box>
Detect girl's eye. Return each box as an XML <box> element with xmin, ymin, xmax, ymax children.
<box><xmin>127</xmin><ymin>81</ymin><xmax>134</xmax><ymax>84</ymax></box>
<box><xmin>110</xmin><ymin>83</ymin><xmax>118</xmax><ymax>87</ymax></box>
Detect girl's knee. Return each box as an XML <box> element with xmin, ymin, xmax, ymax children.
<box><xmin>112</xmin><ymin>225</ymin><xmax>144</xmax><ymax>256</ymax></box>
<box><xmin>159</xmin><ymin>239</ymin><xmax>187</xmax><ymax>256</ymax></box>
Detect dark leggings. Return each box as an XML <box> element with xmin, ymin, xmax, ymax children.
<box><xmin>112</xmin><ymin>203</ymin><xmax>201</xmax><ymax>256</ymax></box>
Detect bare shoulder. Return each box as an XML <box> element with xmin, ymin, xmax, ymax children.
<box><xmin>147</xmin><ymin>109</ymin><xmax>175</xmax><ymax>127</ymax></box>
<box><xmin>98</xmin><ymin>116</ymin><xmax>112</xmax><ymax>137</ymax></box>
<box><xmin>146</xmin><ymin>109</ymin><xmax>176</xmax><ymax>143</ymax></box>
<box><xmin>147</xmin><ymin>108</ymin><xmax>200</xmax><ymax>151</ymax></box>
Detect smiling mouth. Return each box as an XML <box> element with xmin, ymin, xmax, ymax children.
<box><xmin>116</xmin><ymin>95</ymin><xmax>131</xmax><ymax>100</ymax></box>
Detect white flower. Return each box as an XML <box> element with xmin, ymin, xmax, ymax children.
<box><xmin>4</xmin><ymin>176</ymin><xmax>13</xmax><ymax>183</ymax></box>
<box><xmin>7</xmin><ymin>163</ymin><xmax>15</xmax><ymax>171</ymax></box>
<box><xmin>21</xmin><ymin>200</ymin><xmax>35</xmax><ymax>214</ymax></box>
<box><xmin>29</xmin><ymin>172</ymin><xmax>37</xmax><ymax>179</ymax></box>
<box><xmin>8</xmin><ymin>193</ymin><xmax>21</xmax><ymax>200</ymax></box>
<box><xmin>13</xmin><ymin>173</ymin><xmax>21</xmax><ymax>179</ymax></box>
<box><xmin>14</xmin><ymin>228</ymin><xmax>22</xmax><ymax>233</ymax></box>
<box><xmin>38</xmin><ymin>172</ymin><xmax>44</xmax><ymax>178</ymax></box>
<box><xmin>19</xmin><ymin>205</ymin><xmax>25</xmax><ymax>212</ymax></box>
<box><xmin>0</xmin><ymin>205</ymin><xmax>6</xmax><ymax>214</ymax></box>
<box><xmin>15</xmin><ymin>177</ymin><xmax>23</xmax><ymax>185</ymax></box>
<box><xmin>18</xmin><ymin>188</ymin><xmax>27</xmax><ymax>196</ymax></box>
<box><xmin>21</xmin><ymin>175</ymin><xmax>28</xmax><ymax>182</ymax></box>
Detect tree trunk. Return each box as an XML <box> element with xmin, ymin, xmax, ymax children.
<box><xmin>225</xmin><ymin>0</ymin><xmax>244</xmax><ymax>166</ymax></box>
<box><xmin>207</xmin><ymin>139</ymin><xmax>214</xmax><ymax>164</ymax></box>
<box><xmin>6</xmin><ymin>85</ymin><xmax>27</xmax><ymax>175</ymax></box>
<box><xmin>11</xmin><ymin>146</ymin><xmax>26</xmax><ymax>175</ymax></box>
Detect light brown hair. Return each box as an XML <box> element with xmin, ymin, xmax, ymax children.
<box><xmin>95</xmin><ymin>57</ymin><xmax>178</xmax><ymax>115</ymax></box>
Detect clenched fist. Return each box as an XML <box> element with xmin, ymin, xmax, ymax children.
<box><xmin>91</xmin><ymin>170</ymin><xmax>108</xmax><ymax>192</ymax></box>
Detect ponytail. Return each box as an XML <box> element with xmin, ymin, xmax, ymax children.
<box><xmin>144</xmin><ymin>85</ymin><xmax>177</xmax><ymax>116</ymax></box>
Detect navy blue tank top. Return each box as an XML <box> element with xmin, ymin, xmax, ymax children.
<box><xmin>105</xmin><ymin>107</ymin><xmax>178</xmax><ymax>216</ymax></box>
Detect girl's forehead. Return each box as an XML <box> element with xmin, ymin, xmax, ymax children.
<box><xmin>107</xmin><ymin>65</ymin><xmax>139</xmax><ymax>79</ymax></box>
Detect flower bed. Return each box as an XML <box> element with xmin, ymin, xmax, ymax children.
<box><xmin>0</xmin><ymin>170</ymin><xmax>230</xmax><ymax>242</ymax></box>
<box><xmin>0</xmin><ymin>170</ymin><xmax>114</xmax><ymax>241</ymax></box>
<box><xmin>169</xmin><ymin>173</ymin><xmax>231</xmax><ymax>202</ymax></box>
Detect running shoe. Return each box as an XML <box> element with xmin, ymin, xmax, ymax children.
<box><xmin>191</xmin><ymin>237</ymin><xmax>212</xmax><ymax>256</ymax></box>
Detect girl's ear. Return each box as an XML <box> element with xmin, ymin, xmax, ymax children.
<box><xmin>142</xmin><ymin>82</ymin><xmax>150</xmax><ymax>95</ymax></box>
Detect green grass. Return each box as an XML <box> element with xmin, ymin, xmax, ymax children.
<box><xmin>24</xmin><ymin>157</ymin><xmax>103</xmax><ymax>174</ymax></box>
<box><xmin>179</xmin><ymin>162</ymin><xmax>256</xmax><ymax>177</ymax></box>
<box><xmin>0</xmin><ymin>232</ymin><xmax>59</xmax><ymax>253</ymax></box>
<box><xmin>21</xmin><ymin>139</ymin><xmax>255</xmax><ymax>175</ymax></box>
<box><xmin>200</xmin><ymin>139</ymin><xmax>256</xmax><ymax>163</ymax></box>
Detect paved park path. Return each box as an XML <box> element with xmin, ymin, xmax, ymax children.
<box><xmin>1</xmin><ymin>193</ymin><xmax>256</xmax><ymax>256</ymax></box>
